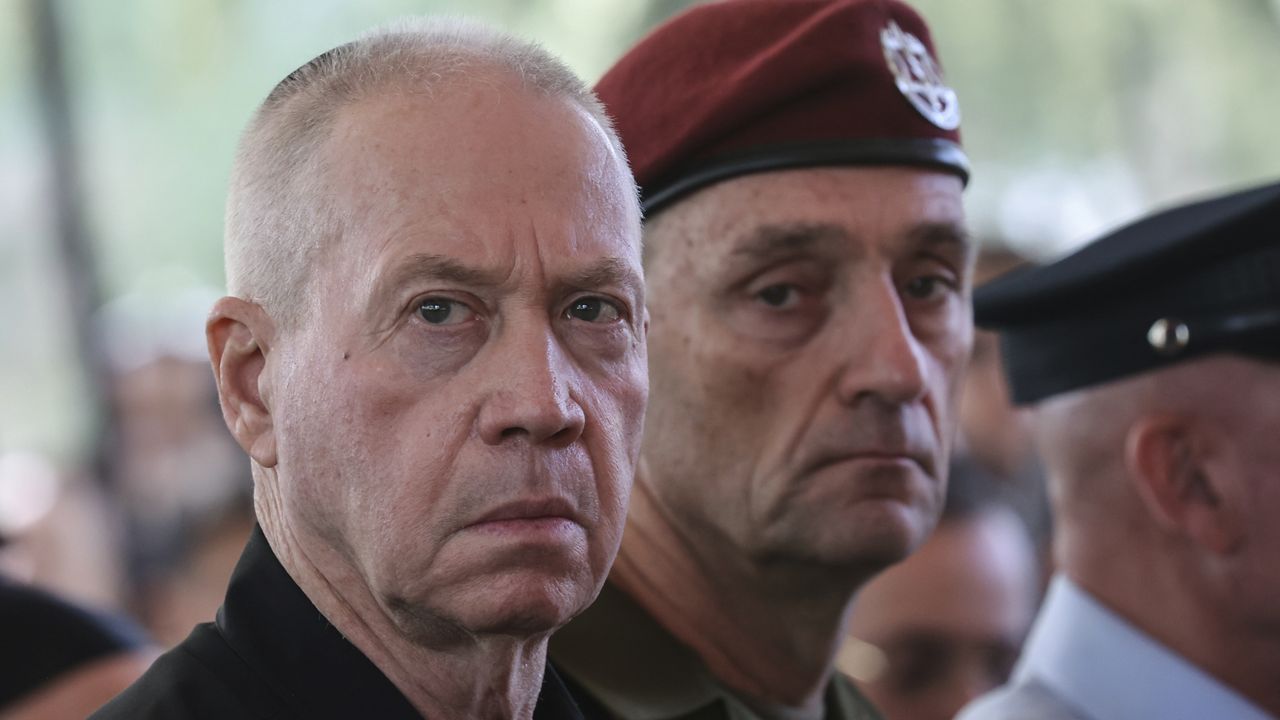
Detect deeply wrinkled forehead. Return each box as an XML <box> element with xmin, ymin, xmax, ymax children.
<box><xmin>292</xmin><ymin>79</ymin><xmax>642</xmax><ymax>327</ymax></box>
<box><xmin>325</xmin><ymin>77</ymin><xmax>635</xmax><ymax>242</ymax></box>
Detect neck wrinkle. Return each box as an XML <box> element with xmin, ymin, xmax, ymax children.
<box><xmin>611</xmin><ymin>474</ymin><xmax>859</xmax><ymax>714</ymax></box>
<box><xmin>252</xmin><ymin>480</ymin><xmax>548</xmax><ymax>720</ymax></box>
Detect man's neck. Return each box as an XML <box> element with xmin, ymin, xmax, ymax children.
<box><xmin>1203</xmin><ymin>622</ymin><xmax>1280</xmax><ymax>718</ymax></box>
<box><xmin>257</xmin><ymin>498</ymin><xmax>548</xmax><ymax>720</ymax></box>
<box><xmin>609</xmin><ymin>478</ymin><xmax>866</xmax><ymax>715</ymax></box>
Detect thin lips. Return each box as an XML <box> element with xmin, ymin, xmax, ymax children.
<box><xmin>468</xmin><ymin>497</ymin><xmax>581</xmax><ymax>527</ymax></box>
<box><xmin>807</xmin><ymin>448</ymin><xmax>934</xmax><ymax>476</ymax></box>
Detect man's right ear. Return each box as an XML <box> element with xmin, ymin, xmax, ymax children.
<box><xmin>1125</xmin><ymin>413</ymin><xmax>1241</xmax><ymax>555</ymax></box>
<box><xmin>207</xmin><ymin>297</ymin><xmax>277</xmax><ymax>468</ymax></box>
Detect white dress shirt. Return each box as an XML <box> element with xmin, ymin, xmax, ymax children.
<box><xmin>960</xmin><ymin>575</ymin><xmax>1274</xmax><ymax>720</ymax></box>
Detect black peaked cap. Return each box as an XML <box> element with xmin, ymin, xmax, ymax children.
<box><xmin>974</xmin><ymin>179</ymin><xmax>1280</xmax><ymax>405</ymax></box>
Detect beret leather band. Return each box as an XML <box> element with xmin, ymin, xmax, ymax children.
<box><xmin>641</xmin><ymin>137</ymin><xmax>970</xmax><ymax>215</ymax></box>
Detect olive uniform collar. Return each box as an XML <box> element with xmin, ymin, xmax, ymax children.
<box><xmin>550</xmin><ymin>580</ymin><xmax>882</xmax><ymax>720</ymax></box>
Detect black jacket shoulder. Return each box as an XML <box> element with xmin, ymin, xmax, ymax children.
<box><xmin>91</xmin><ymin>621</ymin><xmax>284</xmax><ymax>719</ymax></box>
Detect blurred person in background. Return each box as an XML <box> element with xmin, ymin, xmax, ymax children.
<box><xmin>957</xmin><ymin>250</ymin><xmax>1034</xmax><ymax>481</ymax></box>
<box><xmin>94</xmin><ymin>15</ymin><xmax>648</xmax><ymax>720</ymax></box>
<box><xmin>141</xmin><ymin>497</ymin><xmax>254</xmax><ymax>647</ymax></box>
<box><xmin>0</xmin><ymin>447</ymin><xmax>155</xmax><ymax>719</ymax></box>
<box><xmin>960</xmin><ymin>180</ymin><xmax>1280</xmax><ymax>719</ymax></box>
<box><xmin>0</xmin><ymin>450</ymin><xmax>130</xmax><ymax>614</ymax></box>
<box><xmin>96</xmin><ymin>287</ymin><xmax>252</xmax><ymax>644</ymax></box>
<box><xmin>1</xmin><ymin>566</ymin><xmax>154</xmax><ymax>720</ymax></box>
<box><xmin>957</xmin><ymin>248</ymin><xmax>1052</xmax><ymax>570</ymax></box>
<box><xmin>550</xmin><ymin>1</ymin><xmax>973</xmax><ymax>718</ymax></box>
<box><xmin>841</xmin><ymin>459</ymin><xmax>1039</xmax><ymax>720</ymax></box>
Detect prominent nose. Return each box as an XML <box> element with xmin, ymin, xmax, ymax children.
<box><xmin>835</xmin><ymin>274</ymin><xmax>928</xmax><ymax>406</ymax></box>
<box><xmin>477</xmin><ymin>323</ymin><xmax>586</xmax><ymax>447</ymax></box>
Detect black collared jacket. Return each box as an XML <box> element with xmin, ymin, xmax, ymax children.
<box><xmin>91</xmin><ymin>527</ymin><xmax>584</xmax><ymax>719</ymax></box>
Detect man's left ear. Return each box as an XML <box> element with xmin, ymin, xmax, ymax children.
<box><xmin>1125</xmin><ymin>414</ymin><xmax>1244</xmax><ymax>555</ymax></box>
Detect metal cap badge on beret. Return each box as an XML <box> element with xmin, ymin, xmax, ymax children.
<box><xmin>975</xmin><ymin>179</ymin><xmax>1280</xmax><ymax>405</ymax></box>
<box><xmin>596</xmin><ymin>0</ymin><xmax>968</xmax><ymax>216</ymax></box>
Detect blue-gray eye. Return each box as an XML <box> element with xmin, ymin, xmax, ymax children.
<box><xmin>417</xmin><ymin>298</ymin><xmax>475</xmax><ymax>325</ymax></box>
<box><xmin>566</xmin><ymin>297</ymin><xmax>621</xmax><ymax>323</ymax></box>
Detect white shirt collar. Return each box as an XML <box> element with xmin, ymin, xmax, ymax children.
<box><xmin>1014</xmin><ymin>575</ymin><xmax>1275</xmax><ymax>720</ymax></box>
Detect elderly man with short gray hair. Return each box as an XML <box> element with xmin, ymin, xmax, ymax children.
<box><xmin>93</xmin><ymin>17</ymin><xmax>648</xmax><ymax>720</ymax></box>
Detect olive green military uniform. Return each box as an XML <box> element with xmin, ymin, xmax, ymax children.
<box><xmin>551</xmin><ymin>582</ymin><xmax>883</xmax><ymax>720</ymax></box>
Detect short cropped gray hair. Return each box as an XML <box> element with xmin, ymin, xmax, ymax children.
<box><xmin>224</xmin><ymin>17</ymin><xmax>629</xmax><ymax>328</ymax></box>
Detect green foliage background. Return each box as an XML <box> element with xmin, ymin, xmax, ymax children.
<box><xmin>2</xmin><ymin>0</ymin><xmax>1279</xmax><ymax>462</ymax></box>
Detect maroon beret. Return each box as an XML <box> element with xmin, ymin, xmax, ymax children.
<box><xmin>596</xmin><ymin>0</ymin><xmax>968</xmax><ymax>215</ymax></box>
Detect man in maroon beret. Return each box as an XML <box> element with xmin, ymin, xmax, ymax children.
<box><xmin>549</xmin><ymin>1</ymin><xmax>974</xmax><ymax>719</ymax></box>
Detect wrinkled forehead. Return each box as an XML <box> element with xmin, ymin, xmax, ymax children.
<box><xmin>334</xmin><ymin>81</ymin><xmax>629</xmax><ymax>209</ymax></box>
<box><xmin>645</xmin><ymin>166</ymin><xmax>967</xmax><ymax>268</ymax></box>
<box><xmin>297</xmin><ymin>78</ymin><xmax>640</xmax><ymax>312</ymax></box>
<box><xmin>323</xmin><ymin>80</ymin><xmax>631</xmax><ymax>237</ymax></box>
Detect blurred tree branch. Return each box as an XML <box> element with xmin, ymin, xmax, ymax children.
<box><xmin>29</xmin><ymin>0</ymin><xmax>121</xmax><ymax>490</ymax></box>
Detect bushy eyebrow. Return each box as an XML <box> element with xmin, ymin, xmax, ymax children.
<box><xmin>907</xmin><ymin>221</ymin><xmax>973</xmax><ymax>255</ymax></box>
<box><xmin>385</xmin><ymin>253</ymin><xmax>508</xmax><ymax>288</ymax></box>
<box><xmin>367</xmin><ymin>252</ymin><xmax>644</xmax><ymax>318</ymax></box>
<box><xmin>732</xmin><ymin>221</ymin><xmax>972</xmax><ymax>263</ymax></box>
<box><xmin>365</xmin><ymin>253</ymin><xmax>507</xmax><ymax>321</ymax></box>
<box><xmin>558</xmin><ymin>257</ymin><xmax>644</xmax><ymax>300</ymax></box>
<box><xmin>731</xmin><ymin>223</ymin><xmax>850</xmax><ymax>261</ymax></box>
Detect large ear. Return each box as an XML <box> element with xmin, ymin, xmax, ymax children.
<box><xmin>1124</xmin><ymin>414</ymin><xmax>1242</xmax><ymax>555</ymax></box>
<box><xmin>207</xmin><ymin>297</ymin><xmax>278</xmax><ymax>468</ymax></box>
